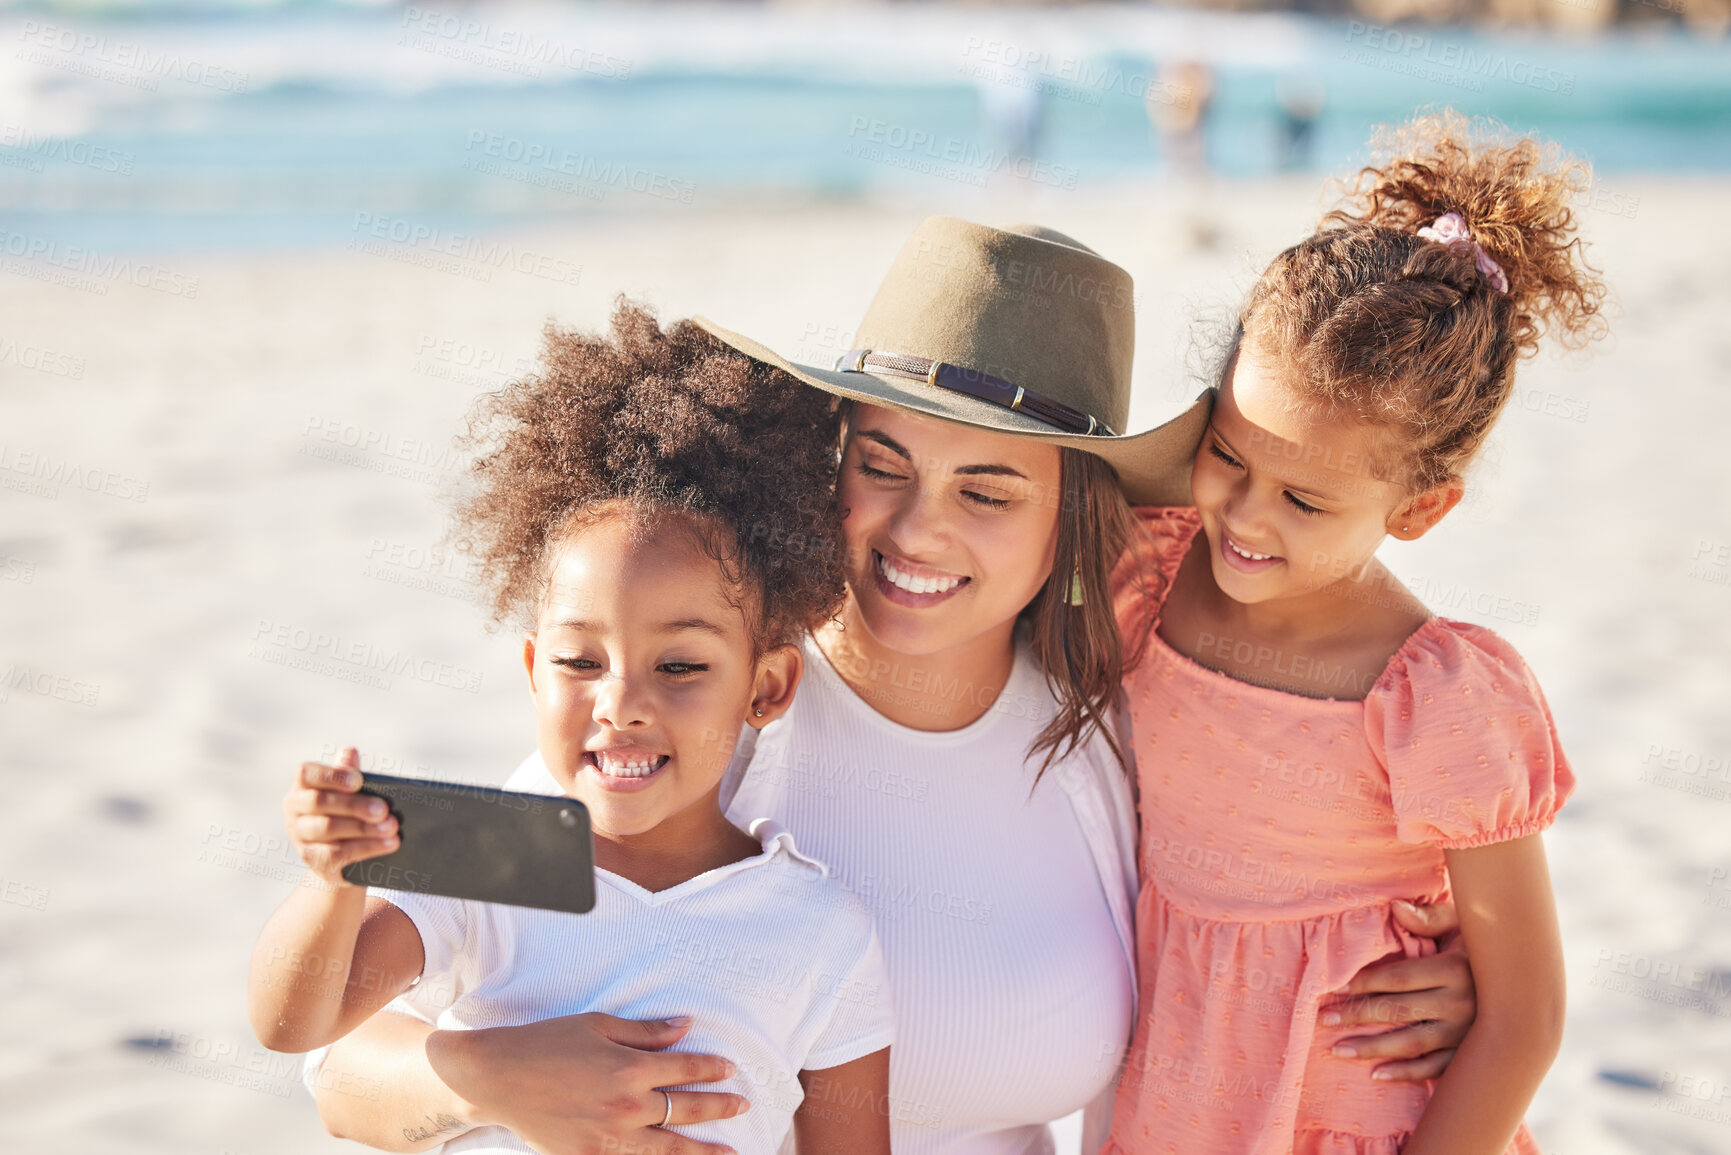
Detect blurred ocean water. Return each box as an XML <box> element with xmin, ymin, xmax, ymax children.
<box><xmin>0</xmin><ymin>1</ymin><xmax>1727</xmax><ymax>251</ymax></box>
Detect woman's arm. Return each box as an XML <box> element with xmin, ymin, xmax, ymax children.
<box><xmin>315</xmin><ymin>1006</ymin><xmax>750</xmax><ymax>1155</ymax></box>
<box><xmin>313</xmin><ymin>1010</ymin><xmax>474</xmax><ymax>1153</ymax></box>
<box><xmin>1321</xmin><ymin>897</ymin><xmax>1478</xmax><ymax>1081</ymax></box>
<box><xmin>1401</xmin><ymin>835</ymin><xmax>1566</xmax><ymax>1155</ymax></box>
<box><xmin>794</xmin><ymin>1048</ymin><xmax>892</xmax><ymax>1155</ymax></box>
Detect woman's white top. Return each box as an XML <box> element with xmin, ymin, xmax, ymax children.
<box><xmin>378</xmin><ymin>818</ymin><xmax>894</xmax><ymax>1155</ymax></box>
<box><xmin>718</xmin><ymin>633</ymin><xmax>1138</xmax><ymax>1155</ymax></box>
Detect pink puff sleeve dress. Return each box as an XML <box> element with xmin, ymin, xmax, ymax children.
<box><xmin>1102</xmin><ymin>507</ymin><xmax>1573</xmax><ymax>1155</ymax></box>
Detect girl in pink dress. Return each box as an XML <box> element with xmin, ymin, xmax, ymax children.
<box><xmin>1105</xmin><ymin>113</ymin><xmax>1608</xmax><ymax>1155</ymax></box>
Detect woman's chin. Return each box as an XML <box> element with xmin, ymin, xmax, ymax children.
<box><xmin>848</xmin><ymin>597</ymin><xmax>962</xmax><ymax>658</ymax></box>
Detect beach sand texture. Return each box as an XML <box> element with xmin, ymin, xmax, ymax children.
<box><xmin>1</xmin><ymin>181</ymin><xmax>1728</xmax><ymax>1153</ymax></box>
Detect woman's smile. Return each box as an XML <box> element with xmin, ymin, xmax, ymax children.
<box><xmin>872</xmin><ymin>548</ymin><xmax>971</xmax><ymax>606</ymax></box>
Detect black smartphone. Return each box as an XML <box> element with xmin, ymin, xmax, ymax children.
<box><xmin>340</xmin><ymin>773</ymin><xmax>595</xmax><ymax>915</ymax></box>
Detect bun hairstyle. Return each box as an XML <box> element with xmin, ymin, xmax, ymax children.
<box><xmin>451</xmin><ymin>299</ymin><xmax>847</xmax><ymax>650</ymax></box>
<box><xmin>1238</xmin><ymin>109</ymin><xmax>1609</xmax><ymax>491</ymax></box>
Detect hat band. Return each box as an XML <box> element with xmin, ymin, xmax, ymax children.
<box><xmin>836</xmin><ymin>349</ymin><xmax>1114</xmax><ymax>437</ymax></box>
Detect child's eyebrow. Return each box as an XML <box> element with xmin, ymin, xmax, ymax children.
<box><xmin>657</xmin><ymin>618</ymin><xmax>729</xmax><ymax>637</ymax></box>
<box><xmin>548</xmin><ymin>617</ymin><xmax>729</xmax><ymax>637</ymax></box>
<box><xmin>1212</xmin><ymin>422</ymin><xmax>1340</xmax><ymax>503</ymax></box>
<box><xmin>546</xmin><ymin>617</ymin><xmax>594</xmax><ymax>632</ymax></box>
<box><xmin>1209</xmin><ymin>423</ymin><xmax>1245</xmax><ymax>458</ymax></box>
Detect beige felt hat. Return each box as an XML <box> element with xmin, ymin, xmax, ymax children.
<box><xmin>694</xmin><ymin>215</ymin><xmax>1210</xmax><ymax>506</ymax></box>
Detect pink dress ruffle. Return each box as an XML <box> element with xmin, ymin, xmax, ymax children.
<box><xmin>1293</xmin><ymin>1129</ymin><xmax>1540</xmax><ymax>1155</ymax></box>
<box><xmin>1102</xmin><ymin>508</ymin><xmax>1571</xmax><ymax>1155</ymax></box>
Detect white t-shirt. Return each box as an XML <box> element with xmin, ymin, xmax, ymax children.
<box><xmin>377</xmin><ymin>817</ymin><xmax>894</xmax><ymax>1155</ymax></box>
<box><xmin>718</xmin><ymin>633</ymin><xmax>1137</xmax><ymax>1155</ymax></box>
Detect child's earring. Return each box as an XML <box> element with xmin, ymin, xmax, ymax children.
<box><xmin>753</xmin><ymin>707</ymin><xmax>765</xmax><ymax>718</ymax></box>
<box><xmin>1066</xmin><ymin>569</ymin><xmax>1085</xmax><ymax>607</ymax></box>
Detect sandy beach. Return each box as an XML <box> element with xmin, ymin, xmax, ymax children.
<box><xmin>2</xmin><ymin>177</ymin><xmax>1729</xmax><ymax>1153</ymax></box>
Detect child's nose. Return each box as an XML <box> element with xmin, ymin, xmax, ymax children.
<box><xmin>592</xmin><ymin>672</ymin><xmax>652</xmax><ymax>729</ymax></box>
<box><xmin>1223</xmin><ymin>480</ymin><xmax>1274</xmax><ymax>527</ymax></box>
<box><xmin>1220</xmin><ymin>484</ymin><xmax>1254</xmax><ymax>526</ymax></box>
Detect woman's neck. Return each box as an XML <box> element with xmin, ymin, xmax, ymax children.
<box><xmin>812</xmin><ymin>596</ymin><xmax>1019</xmax><ymax>732</ymax></box>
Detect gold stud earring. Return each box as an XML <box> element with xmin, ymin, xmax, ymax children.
<box><xmin>754</xmin><ymin>708</ymin><xmax>765</xmax><ymax>718</ymax></box>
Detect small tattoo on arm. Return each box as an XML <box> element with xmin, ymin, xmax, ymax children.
<box><xmin>403</xmin><ymin>1112</ymin><xmax>464</xmax><ymax>1142</ymax></box>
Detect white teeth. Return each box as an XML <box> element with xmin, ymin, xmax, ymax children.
<box><xmin>1228</xmin><ymin>539</ymin><xmax>1273</xmax><ymax>561</ymax></box>
<box><xmin>878</xmin><ymin>553</ymin><xmax>963</xmax><ymax>595</ymax></box>
<box><xmin>595</xmin><ymin>753</ymin><xmax>661</xmax><ymax>778</ymax></box>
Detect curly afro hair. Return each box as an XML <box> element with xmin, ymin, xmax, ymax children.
<box><xmin>449</xmin><ymin>299</ymin><xmax>847</xmax><ymax>650</ymax></box>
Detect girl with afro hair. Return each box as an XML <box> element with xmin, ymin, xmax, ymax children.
<box><xmin>250</xmin><ymin>301</ymin><xmax>893</xmax><ymax>1155</ymax></box>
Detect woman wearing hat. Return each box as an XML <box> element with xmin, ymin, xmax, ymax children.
<box><xmin>308</xmin><ymin>219</ymin><xmax>1477</xmax><ymax>1155</ymax></box>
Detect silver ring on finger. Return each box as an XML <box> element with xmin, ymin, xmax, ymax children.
<box><xmin>660</xmin><ymin>1089</ymin><xmax>673</xmax><ymax>1128</ymax></box>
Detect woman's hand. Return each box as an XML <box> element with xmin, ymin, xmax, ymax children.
<box><xmin>317</xmin><ymin>1008</ymin><xmax>748</xmax><ymax>1154</ymax></box>
<box><xmin>431</xmin><ymin>1013</ymin><xmax>750</xmax><ymax>1155</ymax></box>
<box><xmin>1318</xmin><ymin>898</ymin><xmax>1476</xmax><ymax>1082</ymax></box>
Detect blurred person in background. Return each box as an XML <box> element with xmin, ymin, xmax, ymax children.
<box><xmin>1148</xmin><ymin>60</ymin><xmax>1220</xmax><ymax>249</ymax></box>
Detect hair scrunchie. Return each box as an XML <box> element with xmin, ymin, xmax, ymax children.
<box><xmin>1416</xmin><ymin>211</ymin><xmax>1510</xmax><ymax>294</ymax></box>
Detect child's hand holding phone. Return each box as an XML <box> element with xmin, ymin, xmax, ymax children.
<box><xmin>250</xmin><ymin>746</ymin><xmax>427</xmax><ymax>1054</ymax></box>
<box><xmin>282</xmin><ymin>746</ymin><xmax>399</xmax><ymax>887</ymax></box>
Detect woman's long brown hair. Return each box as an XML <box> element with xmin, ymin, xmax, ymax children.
<box><xmin>1022</xmin><ymin>447</ymin><xmax>1139</xmax><ymax>779</ymax></box>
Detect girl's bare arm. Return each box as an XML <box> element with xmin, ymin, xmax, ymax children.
<box><xmin>793</xmin><ymin>1048</ymin><xmax>892</xmax><ymax>1155</ymax></box>
<box><xmin>249</xmin><ymin>886</ymin><xmax>424</xmax><ymax>1052</ymax></box>
<box><xmin>248</xmin><ymin>751</ymin><xmax>422</xmax><ymax>1052</ymax></box>
<box><xmin>1400</xmin><ymin>835</ymin><xmax>1567</xmax><ymax>1155</ymax></box>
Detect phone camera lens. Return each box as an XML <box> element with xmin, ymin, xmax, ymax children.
<box><xmin>558</xmin><ymin>808</ymin><xmax>576</xmax><ymax>828</ymax></box>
